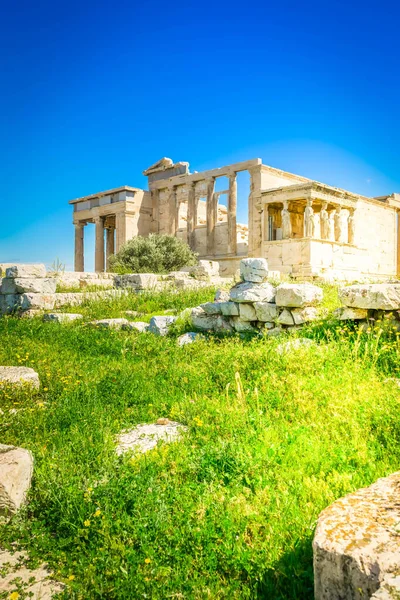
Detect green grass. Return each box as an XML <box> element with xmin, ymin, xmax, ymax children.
<box><xmin>1</xmin><ymin>289</ymin><xmax>400</xmax><ymax>599</ymax></box>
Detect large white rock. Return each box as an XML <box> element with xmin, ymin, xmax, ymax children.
<box><xmin>125</xmin><ymin>321</ymin><xmax>149</xmax><ymax>332</ymax></box>
<box><xmin>200</xmin><ymin>302</ymin><xmax>222</xmax><ymax>315</ymax></box>
<box><xmin>277</xmin><ymin>309</ymin><xmax>295</xmax><ymax>325</ymax></box>
<box><xmin>275</xmin><ymin>283</ymin><xmax>323</xmax><ymax>307</ymax></box>
<box><xmin>5</xmin><ymin>264</ymin><xmax>47</xmax><ymax>278</ymax></box>
<box><xmin>116</xmin><ymin>420</ymin><xmax>187</xmax><ymax>456</ymax></box>
<box><xmin>177</xmin><ymin>332</ymin><xmax>204</xmax><ymax>346</ymax></box>
<box><xmin>0</xmin><ymin>367</ymin><xmax>40</xmax><ymax>389</ymax></box>
<box><xmin>0</xmin><ymin>444</ymin><xmax>33</xmax><ymax>519</ymax></box>
<box><xmin>240</xmin><ymin>258</ymin><xmax>269</xmax><ymax>283</ymax></box>
<box><xmin>18</xmin><ymin>293</ymin><xmax>56</xmax><ymax>311</ymax></box>
<box><xmin>189</xmin><ymin>260</ymin><xmax>220</xmax><ymax>279</ymax></box>
<box><xmin>92</xmin><ymin>318</ymin><xmax>130</xmax><ymax>329</ymax></box>
<box><xmin>0</xmin><ymin>548</ymin><xmax>64</xmax><ymax>597</ymax></box>
<box><xmin>191</xmin><ymin>307</ymin><xmax>219</xmax><ymax>330</ymax></box>
<box><xmin>148</xmin><ymin>315</ymin><xmax>177</xmax><ymax>336</ymax></box>
<box><xmin>114</xmin><ymin>273</ymin><xmax>159</xmax><ymax>290</ymax></box>
<box><xmin>254</xmin><ymin>302</ymin><xmax>278</xmax><ymax>322</ymax></box>
<box><xmin>214</xmin><ymin>289</ymin><xmax>230</xmax><ymax>302</ymax></box>
<box><xmin>239</xmin><ymin>303</ymin><xmax>257</xmax><ymax>321</ymax></box>
<box><xmin>339</xmin><ymin>284</ymin><xmax>400</xmax><ymax>310</ymax></box>
<box><xmin>230</xmin><ymin>281</ymin><xmax>276</xmax><ymax>303</ymax></box>
<box><xmin>219</xmin><ymin>302</ymin><xmax>240</xmax><ymax>316</ymax></box>
<box><xmin>1</xmin><ymin>278</ymin><xmax>56</xmax><ymax>294</ymax></box>
<box><xmin>231</xmin><ymin>318</ymin><xmax>258</xmax><ymax>333</ymax></box>
<box><xmin>292</xmin><ymin>307</ymin><xmax>319</xmax><ymax>324</ymax></box>
<box><xmin>43</xmin><ymin>313</ymin><xmax>83</xmax><ymax>323</ymax></box>
<box><xmin>334</xmin><ymin>307</ymin><xmax>369</xmax><ymax>320</ymax></box>
<box><xmin>313</xmin><ymin>471</ymin><xmax>400</xmax><ymax>600</ymax></box>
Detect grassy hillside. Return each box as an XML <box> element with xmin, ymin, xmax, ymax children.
<box><xmin>1</xmin><ymin>287</ymin><xmax>400</xmax><ymax>599</ymax></box>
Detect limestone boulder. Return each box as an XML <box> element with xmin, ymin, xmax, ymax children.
<box><xmin>116</xmin><ymin>420</ymin><xmax>187</xmax><ymax>456</ymax></box>
<box><xmin>1</xmin><ymin>277</ymin><xmax>57</xmax><ymax>295</ymax></box>
<box><xmin>0</xmin><ymin>444</ymin><xmax>33</xmax><ymax>519</ymax></box>
<box><xmin>177</xmin><ymin>332</ymin><xmax>204</xmax><ymax>346</ymax></box>
<box><xmin>114</xmin><ymin>273</ymin><xmax>159</xmax><ymax>290</ymax></box>
<box><xmin>275</xmin><ymin>283</ymin><xmax>323</xmax><ymax>307</ymax></box>
<box><xmin>200</xmin><ymin>302</ymin><xmax>222</xmax><ymax>315</ymax></box>
<box><xmin>148</xmin><ymin>315</ymin><xmax>177</xmax><ymax>336</ymax></box>
<box><xmin>239</xmin><ymin>303</ymin><xmax>257</xmax><ymax>321</ymax></box>
<box><xmin>0</xmin><ymin>294</ymin><xmax>19</xmax><ymax>314</ymax></box>
<box><xmin>231</xmin><ymin>318</ymin><xmax>258</xmax><ymax>333</ymax></box>
<box><xmin>292</xmin><ymin>307</ymin><xmax>319</xmax><ymax>324</ymax></box>
<box><xmin>214</xmin><ymin>289</ymin><xmax>230</xmax><ymax>302</ymax></box>
<box><xmin>334</xmin><ymin>307</ymin><xmax>369</xmax><ymax>320</ymax></box>
<box><xmin>6</xmin><ymin>264</ymin><xmax>47</xmax><ymax>278</ymax></box>
<box><xmin>189</xmin><ymin>260</ymin><xmax>220</xmax><ymax>279</ymax></box>
<box><xmin>92</xmin><ymin>318</ymin><xmax>130</xmax><ymax>329</ymax></box>
<box><xmin>277</xmin><ymin>309</ymin><xmax>295</xmax><ymax>325</ymax></box>
<box><xmin>230</xmin><ymin>281</ymin><xmax>276</xmax><ymax>303</ymax></box>
<box><xmin>219</xmin><ymin>301</ymin><xmax>240</xmax><ymax>316</ymax></box>
<box><xmin>313</xmin><ymin>471</ymin><xmax>400</xmax><ymax>600</ymax></box>
<box><xmin>0</xmin><ymin>549</ymin><xmax>64</xmax><ymax>597</ymax></box>
<box><xmin>43</xmin><ymin>313</ymin><xmax>83</xmax><ymax>323</ymax></box>
<box><xmin>18</xmin><ymin>293</ymin><xmax>56</xmax><ymax>311</ymax></box>
<box><xmin>125</xmin><ymin>321</ymin><xmax>149</xmax><ymax>333</ymax></box>
<box><xmin>0</xmin><ymin>366</ymin><xmax>40</xmax><ymax>389</ymax></box>
<box><xmin>339</xmin><ymin>284</ymin><xmax>400</xmax><ymax>310</ymax></box>
<box><xmin>255</xmin><ymin>302</ymin><xmax>278</xmax><ymax>322</ymax></box>
<box><xmin>240</xmin><ymin>258</ymin><xmax>269</xmax><ymax>283</ymax></box>
<box><xmin>191</xmin><ymin>307</ymin><xmax>219</xmax><ymax>331</ymax></box>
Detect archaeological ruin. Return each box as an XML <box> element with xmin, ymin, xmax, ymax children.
<box><xmin>70</xmin><ymin>157</ymin><xmax>400</xmax><ymax>280</ymax></box>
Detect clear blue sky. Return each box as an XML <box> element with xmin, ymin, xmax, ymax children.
<box><xmin>1</xmin><ymin>0</ymin><xmax>399</xmax><ymax>271</ymax></box>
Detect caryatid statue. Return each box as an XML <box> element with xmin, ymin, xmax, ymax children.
<box><xmin>348</xmin><ymin>208</ymin><xmax>356</xmax><ymax>244</ymax></box>
<box><xmin>304</xmin><ymin>200</ymin><xmax>315</xmax><ymax>238</ymax></box>
<box><xmin>281</xmin><ymin>201</ymin><xmax>292</xmax><ymax>239</ymax></box>
<box><xmin>334</xmin><ymin>206</ymin><xmax>344</xmax><ymax>242</ymax></box>
<box><xmin>327</xmin><ymin>211</ymin><xmax>335</xmax><ymax>241</ymax></box>
<box><xmin>320</xmin><ymin>202</ymin><xmax>329</xmax><ymax>239</ymax></box>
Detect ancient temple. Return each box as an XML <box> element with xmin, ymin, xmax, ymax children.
<box><xmin>70</xmin><ymin>157</ymin><xmax>400</xmax><ymax>280</ymax></box>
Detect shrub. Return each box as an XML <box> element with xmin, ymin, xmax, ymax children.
<box><xmin>109</xmin><ymin>234</ymin><xmax>198</xmax><ymax>274</ymax></box>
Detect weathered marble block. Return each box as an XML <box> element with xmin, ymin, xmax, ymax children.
<box><xmin>275</xmin><ymin>283</ymin><xmax>323</xmax><ymax>307</ymax></box>
<box><xmin>292</xmin><ymin>307</ymin><xmax>319</xmax><ymax>324</ymax></box>
<box><xmin>230</xmin><ymin>281</ymin><xmax>276</xmax><ymax>303</ymax></box>
<box><xmin>239</xmin><ymin>303</ymin><xmax>257</xmax><ymax>321</ymax></box>
<box><xmin>1</xmin><ymin>277</ymin><xmax>56</xmax><ymax>294</ymax></box>
<box><xmin>0</xmin><ymin>366</ymin><xmax>40</xmax><ymax>389</ymax></box>
<box><xmin>5</xmin><ymin>264</ymin><xmax>46</xmax><ymax>278</ymax></box>
<box><xmin>254</xmin><ymin>302</ymin><xmax>278</xmax><ymax>322</ymax></box>
<box><xmin>334</xmin><ymin>307</ymin><xmax>368</xmax><ymax>320</ymax></box>
<box><xmin>148</xmin><ymin>315</ymin><xmax>177</xmax><ymax>336</ymax></box>
<box><xmin>18</xmin><ymin>293</ymin><xmax>56</xmax><ymax>311</ymax></box>
<box><xmin>219</xmin><ymin>302</ymin><xmax>240</xmax><ymax>316</ymax></box>
<box><xmin>240</xmin><ymin>258</ymin><xmax>269</xmax><ymax>283</ymax></box>
<box><xmin>313</xmin><ymin>471</ymin><xmax>400</xmax><ymax>600</ymax></box>
<box><xmin>0</xmin><ymin>444</ymin><xmax>33</xmax><ymax>519</ymax></box>
<box><xmin>339</xmin><ymin>284</ymin><xmax>400</xmax><ymax>310</ymax></box>
<box><xmin>200</xmin><ymin>302</ymin><xmax>222</xmax><ymax>315</ymax></box>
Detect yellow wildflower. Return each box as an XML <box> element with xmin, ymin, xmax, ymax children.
<box><xmin>94</xmin><ymin>509</ymin><xmax>101</xmax><ymax>517</ymax></box>
<box><xmin>84</xmin><ymin>520</ymin><xmax>91</xmax><ymax>527</ymax></box>
<box><xmin>9</xmin><ymin>593</ymin><xmax>20</xmax><ymax>600</ymax></box>
<box><xmin>144</xmin><ymin>558</ymin><xmax>151</xmax><ymax>564</ymax></box>
<box><xmin>68</xmin><ymin>574</ymin><xmax>75</xmax><ymax>581</ymax></box>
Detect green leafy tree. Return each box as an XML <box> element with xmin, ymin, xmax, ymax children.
<box><xmin>109</xmin><ymin>234</ymin><xmax>198</xmax><ymax>274</ymax></box>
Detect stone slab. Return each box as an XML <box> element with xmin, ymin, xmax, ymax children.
<box><xmin>339</xmin><ymin>284</ymin><xmax>400</xmax><ymax>310</ymax></box>
<box><xmin>43</xmin><ymin>313</ymin><xmax>83</xmax><ymax>323</ymax></box>
<box><xmin>275</xmin><ymin>283</ymin><xmax>323</xmax><ymax>307</ymax></box>
<box><xmin>148</xmin><ymin>315</ymin><xmax>176</xmax><ymax>336</ymax></box>
<box><xmin>0</xmin><ymin>444</ymin><xmax>33</xmax><ymax>519</ymax></box>
<box><xmin>240</xmin><ymin>258</ymin><xmax>269</xmax><ymax>283</ymax></box>
<box><xmin>0</xmin><ymin>366</ymin><xmax>40</xmax><ymax>389</ymax></box>
<box><xmin>230</xmin><ymin>281</ymin><xmax>276</xmax><ymax>303</ymax></box>
<box><xmin>5</xmin><ymin>264</ymin><xmax>47</xmax><ymax>278</ymax></box>
<box><xmin>116</xmin><ymin>420</ymin><xmax>187</xmax><ymax>455</ymax></box>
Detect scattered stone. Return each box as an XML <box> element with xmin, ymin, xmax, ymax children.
<box><xmin>114</xmin><ymin>273</ymin><xmax>159</xmax><ymax>290</ymax></box>
<box><xmin>43</xmin><ymin>313</ymin><xmax>83</xmax><ymax>323</ymax></box>
<box><xmin>191</xmin><ymin>307</ymin><xmax>219</xmax><ymax>331</ymax></box>
<box><xmin>5</xmin><ymin>264</ymin><xmax>47</xmax><ymax>279</ymax></box>
<box><xmin>313</xmin><ymin>471</ymin><xmax>400</xmax><ymax>600</ymax></box>
<box><xmin>254</xmin><ymin>301</ymin><xmax>278</xmax><ymax>322</ymax></box>
<box><xmin>0</xmin><ymin>548</ymin><xmax>64</xmax><ymax>598</ymax></box>
<box><xmin>275</xmin><ymin>283</ymin><xmax>323</xmax><ymax>307</ymax></box>
<box><xmin>339</xmin><ymin>284</ymin><xmax>400</xmax><ymax>310</ymax></box>
<box><xmin>240</xmin><ymin>258</ymin><xmax>269</xmax><ymax>283</ymax></box>
<box><xmin>1</xmin><ymin>277</ymin><xmax>56</xmax><ymax>295</ymax></box>
<box><xmin>18</xmin><ymin>293</ymin><xmax>56</xmax><ymax>311</ymax></box>
<box><xmin>177</xmin><ymin>332</ymin><xmax>204</xmax><ymax>346</ymax></box>
<box><xmin>0</xmin><ymin>444</ymin><xmax>33</xmax><ymax>519</ymax></box>
<box><xmin>148</xmin><ymin>315</ymin><xmax>177</xmax><ymax>336</ymax></box>
<box><xmin>189</xmin><ymin>260</ymin><xmax>220</xmax><ymax>279</ymax></box>
<box><xmin>92</xmin><ymin>318</ymin><xmax>130</xmax><ymax>329</ymax></box>
<box><xmin>20</xmin><ymin>309</ymin><xmax>43</xmax><ymax>319</ymax></box>
<box><xmin>277</xmin><ymin>309</ymin><xmax>295</xmax><ymax>325</ymax></box>
<box><xmin>276</xmin><ymin>338</ymin><xmax>315</xmax><ymax>354</ymax></box>
<box><xmin>230</xmin><ymin>281</ymin><xmax>276</xmax><ymax>303</ymax></box>
<box><xmin>219</xmin><ymin>301</ymin><xmax>240</xmax><ymax>316</ymax></box>
<box><xmin>239</xmin><ymin>303</ymin><xmax>257</xmax><ymax>321</ymax></box>
<box><xmin>125</xmin><ymin>321</ymin><xmax>149</xmax><ymax>332</ymax></box>
<box><xmin>0</xmin><ymin>367</ymin><xmax>40</xmax><ymax>389</ymax></box>
<box><xmin>334</xmin><ymin>306</ymin><xmax>369</xmax><ymax>320</ymax></box>
<box><xmin>116</xmin><ymin>421</ymin><xmax>187</xmax><ymax>456</ymax></box>
<box><xmin>266</xmin><ymin>326</ymin><xmax>283</xmax><ymax>337</ymax></box>
<box><xmin>231</xmin><ymin>318</ymin><xmax>258</xmax><ymax>333</ymax></box>
<box><xmin>200</xmin><ymin>302</ymin><xmax>222</xmax><ymax>315</ymax></box>
<box><xmin>292</xmin><ymin>306</ymin><xmax>319</xmax><ymax>324</ymax></box>
<box><xmin>214</xmin><ymin>289</ymin><xmax>230</xmax><ymax>302</ymax></box>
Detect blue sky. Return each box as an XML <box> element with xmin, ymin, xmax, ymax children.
<box><xmin>1</xmin><ymin>0</ymin><xmax>399</xmax><ymax>271</ymax></box>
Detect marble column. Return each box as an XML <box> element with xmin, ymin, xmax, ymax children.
<box><xmin>74</xmin><ymin>223</ymin><xmax>84</xmax><ymax>272</ymax></box>
<box><xmin>248</xmin><ymin>165</ymin><xmax>263</xmax><ymax>257</ymax></box>
<box><xmin>206</xmin><ymin>177</ymin><xmax>216</xmax><ymax>255</ymax></box>
<box><xmin>187</xmin><ymin>181</ymin><xmax>196</xmax><ymax>248</ymax></box>
<box><xmin>228</xmin><ymin>172</ymin><xmax>237</xmax><ymax>255</ymax></box>
<box><xmin>168</xmin><ymin>186</ymin><xmax>177</xmax><ymax>235</ymax></box>
<box><xmin>151</xmin><ymin>189</ymin><xmax>159</xmax><ymax>233</ymax></box>
<box><xmin>106</xmin><ymin>228</ymin><xmax>115</xmax><ymax>271</ymax></box>
<box><xmin>348</xmin><ymin>209</ymin><xmax>356</xmax><ymax>245</ymax></box>
<box><xmin>262</xmin><ymin>206</ymin><xmax>269</xmax><ymax>243</ymax></box>
<box><xmin>94</xmin><ymin>217</ymin><xmax>105</xmax><ymax>273</ymax></box>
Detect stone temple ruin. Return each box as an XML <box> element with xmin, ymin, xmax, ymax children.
<box><xmin>71</xmin><ymin>156</ymin><xmax>400</xmax><ymax>280</ymax></box>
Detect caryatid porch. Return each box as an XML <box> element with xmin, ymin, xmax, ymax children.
<box><xmin>258</xmin><ymin>182</ymin><xmax>360</xmax><ymax>278</ymax></box>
